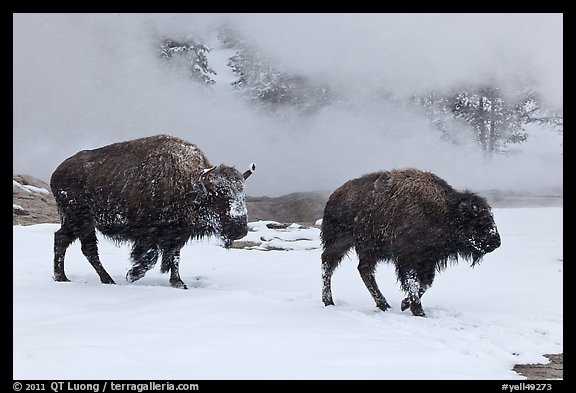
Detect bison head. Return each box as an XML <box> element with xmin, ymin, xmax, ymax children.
<box><xmin>453</xmin><ymin>192</ymin><xmax>501</xmax><ymax>265</ymax></box>
<box><xmin>195</xmin><ymin>163</ymin><xmax>255</xmax><ymax>248</ymax></box>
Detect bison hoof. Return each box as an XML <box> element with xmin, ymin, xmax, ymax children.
<box><xmin>401</xmin><ymin>298</ymin><xmax>410</xmax><ymax>312</ymax></box>
<box><xmin>410</xmin><ymin>305</ymin><xmax>426</xmax><ymax>317</ymax></box>
<box><xmin>401</xmin><ymin>298</ymin><xmax>426</xmax><ymax>316</ymax></box>
<box><xmin>126</xmin><ymin>269</ymin><xmax>145</xmax><ymax>283</ymax></box>
<box><xmin>170</xmin><ymin>280</ymin><xmax>188</xmax><ymax>290</ymax></box>
<box><xmin>377</xmin><ymin>302</ymin><xmax>391</xmax><ymax>312</ymax></box>
<box><xmin>400</xmin><ymin>298</ymin><xmax>426</xmax><ymax>317</ymax></box>
<box><xmin>101</xmin><ymin>277</ymin><xmax>116</xmax><ymax>285</ymax></box>
<box><xmin>53</xmin><ymin>274</ymin><xmax>70</xmax><ymax>282</ymax></box>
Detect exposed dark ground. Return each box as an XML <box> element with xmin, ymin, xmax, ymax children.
<box><xmin>513</xmin><ymin>353</ymin><xmax>563</xmax><ymax>380</ymax></box>
<box><xmin>12</xmin><ymin>174</ymin><xmax>563</xmax><ymax>379</ymax></box>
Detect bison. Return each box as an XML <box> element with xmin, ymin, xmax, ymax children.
<box><xmin>321</xmin><ymin>168</ymin><xmax>501</xmax><ymax>316</ymax></box>
<box><xmin>50</xmin><ymin>134</ymin><xmax>255</xmax><ymax>289</ymax></box>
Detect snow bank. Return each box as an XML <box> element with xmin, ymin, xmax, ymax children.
<box><xmin>13</xmin><ymin>180</ymin><xmax>50</xmax><ymax>194</ymax></box>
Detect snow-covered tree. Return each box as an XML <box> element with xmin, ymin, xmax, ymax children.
<box><xmin>160</xmin><ymin>39</ymin><xmax>216</xmax><ymax>85</ymax></box>
<box><xmin>519</xmin><ymin>98</ymin><xmax>563</xmax><ymax>134</ymax></box>
<box><xmin>450</xmin><ymin>85</ymin><xmax>530</xmax><ymax>159</ymax></box>
<box><xmin>413</xmin><ymin>84</ymin><xmax>556</xmax><ymax>160</ymax></box>
<box><xmin>412</xmin><ymin>92</ymin><xmax>469</xmax><ymax>145</ymax></box>
<box><xmin>224</xmin><ymin>31</ymin><xmax>331</xmax><ymax>113</ymax></box>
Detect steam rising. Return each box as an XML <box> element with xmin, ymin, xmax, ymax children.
<box><xmin>13</xmin><ymin>13</ymin><xmax>562</xmax><ymax>196</ymax></box>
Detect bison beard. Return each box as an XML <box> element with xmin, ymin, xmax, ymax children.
<box><xmin>321</xmin><ymin>168</ymin><xmax>501</xmax><ymax>316</ymax></box>
<box><xmin>50</xmin><ymin>134</ymin><xmax>254</xmax><ymax>289</ymax></box>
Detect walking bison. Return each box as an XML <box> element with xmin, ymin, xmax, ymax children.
<box><xmin>50</xmin><ymin>134</ymin><xmax>255</xmax><ymax>289</ymax></box>
<box><xmin>321</xmin><ymin>168</ymin><xmax>500</xmax><ymax>316</ymax></box>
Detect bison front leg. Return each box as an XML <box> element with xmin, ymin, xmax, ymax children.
<box><xmin>399</xmin><ymin>268</ymin><xmax>434</xmax><ymax>317</ymax></box>
<box><xmin>161</xmin><ymin>248</ymin><xmax>187</xmax><ymax>289</ymax></box>
<box><xmin>357</xmin><ymin>257</ymin><xmax>391</xmax><ymax>312</ymax></box>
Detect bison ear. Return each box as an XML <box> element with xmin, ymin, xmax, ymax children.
<box><xmin>458</xmin><ymin>200</ymin><xmax>470</xmax><ymax>215</ymax></box>
<box><xmin>194</xmin><ymin>166</ymin><xmax>217</xmax><ymax>196</ymax></box>
<box><xmin>192</xmin><ymin>180</ymin><xmax>208</xmax><ymax>199</ymax></box>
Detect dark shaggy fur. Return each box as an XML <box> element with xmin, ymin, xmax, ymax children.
<box><xmin>50</xmin><ymin>134</ymin><xmax>254</xmax><ymax>289</ymax></box>
<box><xmin>321</xmin><ymin>168</ymin><xmax>501</xmax><ymax>316</ymax></box>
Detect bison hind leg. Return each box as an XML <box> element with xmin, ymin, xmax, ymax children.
<box><xmin>80</xmin><ymin>230</ymin><xmax>116</xmax><ymax>285</ymax></box>
<box><xmin>321</xmin><ymin>257</ymin><xmax>338</xmax><ymax>306</ymax></box>
<box><xmin>321</xmin><ymin>236</ymin><xmax>353</xmax><ymax>307</ymax></box>
<box><xmin>53</xmin><ymin>226</ymin><xmax>76</xmax><ymax>282</ymax></box>
<box><xmin>126</xmin><ymin>242</ymin><xmax>159</xmax><ymax>283</ymax></box>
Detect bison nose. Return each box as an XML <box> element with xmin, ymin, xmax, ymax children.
<box><xmin>487</xmin><ymin>232</ymin><xmax>501</xmax><ymax>252</ymax></box>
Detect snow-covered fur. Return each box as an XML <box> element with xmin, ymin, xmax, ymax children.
<box><xmin>321</xmin><ymin>168</ymin><xmax>501</xmax><ymax>316</ymax></box>
<box><xmin>50</xmin><ymin>134</ymin><xmax>252</xmax><ymax>289</ymax></box>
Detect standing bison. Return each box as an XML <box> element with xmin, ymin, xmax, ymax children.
<box><xmin>50</xmin><ymin>134</ymin><xmax>255</xmax><ymax>289</ymax></box>
<box><xmin>321</xmin><ymin>168</ymin><xmax>500</xmax><ymax>316</ymax></box>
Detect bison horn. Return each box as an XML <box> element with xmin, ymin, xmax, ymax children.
<box><xmin>199</xmin><ymin>166</ymin><xmax>217</xmax><ymax>185</ymax></box>
<box><xmin>243</xmin><ymin>163</ymin><xmax>256</xmax><ymax>180</ymax></box>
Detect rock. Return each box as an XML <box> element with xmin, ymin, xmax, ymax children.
<box><xmin>229</xmin><ymin>240</ymin><xmax>262</xmax><ymax>249</ymax></box>
<box><xmin>266</xmin><ymin>222</ymin><xmax>291</xmax><ymax>230</ymax></box>
<box><xmin>13</xmin><ymin>175</ymin><xmax>60</xmax><ymax>226</ymax></box>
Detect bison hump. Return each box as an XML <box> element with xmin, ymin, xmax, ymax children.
<box><xmin>377</xmin><ymin>168</ymin><xmax>451</xmax><ymax>216</ymax></box>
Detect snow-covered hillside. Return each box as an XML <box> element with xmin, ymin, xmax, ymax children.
<box><xmin>13</xmin><ymin>207</ymin><xmax>562</xmax><ymax>379</ymax></box>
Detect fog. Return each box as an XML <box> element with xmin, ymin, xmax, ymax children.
<box><xmin>13</xmin><ymin>13</ymin><xmax>563</xmax><ymax>196</ymax></box>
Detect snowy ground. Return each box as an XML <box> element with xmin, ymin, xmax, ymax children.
<box><xmin>13</xmin><ymin>208</ymin><xmax>562</xmax><ymax>380</ymax></box>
